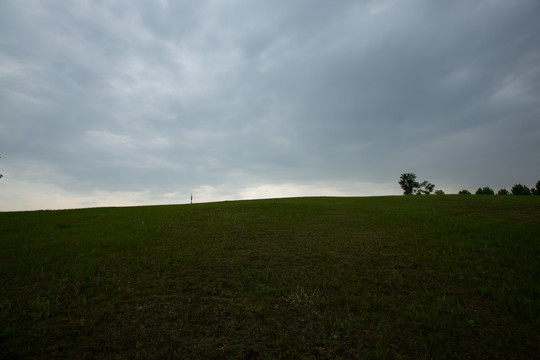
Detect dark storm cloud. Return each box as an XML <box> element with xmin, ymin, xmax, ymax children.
<box><xmin>1</xmin><ymin>0</ymin><xmax>539</xmax><ymax>210</ymax></box>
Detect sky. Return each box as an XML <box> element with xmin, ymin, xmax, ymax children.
<box><xmin>1</xmin><ymin>0</ymin><xmax>540</xmax><ymax>211</ymax></box>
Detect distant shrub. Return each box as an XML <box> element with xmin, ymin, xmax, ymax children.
<box><xmin>435</xmin><ymin>189</ymin><xmax>445</xmax><ymax>195</ymax></box>
<box><xmin>511</xmin><ymin>184</ymin><xmax>531</xmax><ymax>195</ymax></box>
<box><xmin>531</xmin><ymin>181</ymin><xmax>540</xmax><ymax>196</ymax></box>
<box><xmin>458</xmin><ymin>189</ymin><xmax>471</xmax><ymax>195</ymax></box>
<box><xmin>497</xmin><ymin>188</ymin><xmax>510</xmax><ymax>195</ymax></box>
<box><xmin>476</xmin><ymin>187</ymin><xmax>494</xmax><ymax>195</ymax></box>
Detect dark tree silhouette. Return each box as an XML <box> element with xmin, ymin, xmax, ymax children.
<box><xmin>399</xmin><ymin>173</ymin><xmax>435</xmax><ymax>195</ymax></box>
<box><xmin>416</xmin><ymin>181</ymin><xmax>435</xmax><ymax>195</ymax></box>
<box><xmin>511</xmin><ymin>184</ymin><xmax>531</xmax><ymax>195</ymax></box>
<box><xmin>531</xmin><ymin>181</ymin><xmax>540</xmax><ymax>195</ymax></box>
<box><xmin>399</xmin><ymin>173</ymin><xmax>417</xmax><ymax>195</ymax></box>
<box><xmin>476</xmin><ymin>187</ymin><xmax>494</xmax><ymax>195</ymax></box>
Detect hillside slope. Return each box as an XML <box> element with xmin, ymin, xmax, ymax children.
<box><xmin>1</xmin><ymin>196</ymin><xmax>539</xmax><ymax>359</ymax></box>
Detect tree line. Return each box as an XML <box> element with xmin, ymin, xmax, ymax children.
<box><xmin>399</xmin><ymin>173</ymin><xmax>540</xmax><ymax>196</ymax></box>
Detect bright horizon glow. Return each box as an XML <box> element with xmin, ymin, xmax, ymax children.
<box><xmin>0</xmin><ymin>179</ymin><xmax>403</xmax><ymax>211</ymax></box>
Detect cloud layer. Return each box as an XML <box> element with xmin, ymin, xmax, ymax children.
<box><xmin>1</xmin><ymin>0</ymin><xmax>540</xmax><ymax>210</ymax></box>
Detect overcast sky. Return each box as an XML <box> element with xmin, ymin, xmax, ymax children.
<box><xmin>1</xmin><ymin>0</ymin><xmax>539</xmax><ymax>211</ymax></box>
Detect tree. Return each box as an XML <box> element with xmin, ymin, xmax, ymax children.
<box><xmin>435</xmin><ymin>189</ymin><xmax>445</xmax><ymax>195</ymax></box>
<box><xmin>398</xmin><ymin>173</ymin><xmax>417</xmax><ymax>195</ymax></box>
<box><xmin>531</xmin><ymin>181</ymin><xmax>540</xmax><ymax>196</ymax></box>
<box><xmin>415</xmin><ymin>181</ymin><xmax>435</xmax><ymax>195</ymax></box>
<box><xmin>511</xmin><ymin>184</ymin><xmax>530</xmax><ymax>195</ymax></box>
<box><xmin>497</xmin><ymin>188</ymin><xmax>510</xmax><ymax>195</ymax></box>
<box><xmin>476</xmin><ymin>187</ymin><xmax>494</xmax><ymax>195</ymax></box>
<box><xmin>458</xmin><ymin>189</ymin><xmax>471</xmax><ymax>195</ymax></box>
<box><xmin>398</xmin><ymin>173</ymin><xmax>435</xmax><ymax>195</ymax></box>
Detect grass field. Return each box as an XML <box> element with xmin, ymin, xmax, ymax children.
<box><xmin>1</xmin><ymin>195</ymin><xmax>539</xmax><ymax>359</ymax></box>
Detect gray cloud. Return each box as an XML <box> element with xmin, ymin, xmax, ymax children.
<box><xmin>1</xmin><ymin>0</ymin><xmax>540</xmax><ymax>210</ymax></box>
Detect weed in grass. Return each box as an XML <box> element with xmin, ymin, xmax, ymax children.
<box><xmin>285</xmin><ymin>286</ymin><xmax>321</xmax><ymax>306</ymax></box>
<box><xmin>30</xmin><ymin>295</ymin><xmax>52</xmax><ymax>320</ymax></box>
<box><xmin>0</xmin><ymin>299</ymin><xmax>11</xmax><ymax>316</ymax></box>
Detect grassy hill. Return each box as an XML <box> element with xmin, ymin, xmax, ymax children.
<box><xmin>1</xmin><ymin>196</ymin><xmax>539</xmax><ymax>359</ymax></box>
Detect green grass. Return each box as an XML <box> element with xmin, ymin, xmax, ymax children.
<box><xmin>1</xmin><ymin>195</ymin><xmax>539</xmax><ymax>359</ymax></box>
